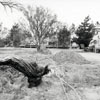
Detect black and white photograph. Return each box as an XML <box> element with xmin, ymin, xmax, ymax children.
<box><xmin>0</xmin><ymin>0</ymin><xmax>100</xmax><ymax>100</ymax></box>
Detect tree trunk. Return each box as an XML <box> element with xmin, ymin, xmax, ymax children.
<box><xmin>37</xmin><ymin>44</ymin><xmax>41</xmax><ymax>51</ymax></box>
<box><xmin>79</xmin><ymin>44</ymin><xmax>81</xmax><ymax>49</ymax></box>
<box><xmin>36</xmin><ymin>39</ymin><xmax>42</xmax><ymax>52</ymax></box>
<box><xmin>28</xmin><ymin>77</ymin><xmax>42</xmax><ymax>88</ymax></box>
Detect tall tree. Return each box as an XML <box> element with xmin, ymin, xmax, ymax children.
<box><xmin>9</xmin><ymin>23</ymin><xmax>21</xmax><ymax>47</ymax></box>
<box><xmin>75</xmin><ymin>16</ymin><xmax>95</xmax><ymax>48</ymax></box>
<box><xmin>69</xmin><ymin>23</ymin><xmax>76</xmax><ymax>34</ymax></box>
<box><xmin>5</xmin><ymin>23</ymin><xmax>32</xmax><ymax>46</ymax></box>
<box><xmin>58</xmin><ymin>26</ymin><xmax>70</xmax><ymax>48</ymax></box>
<box><xmin>69</xmin><ymin>23</ymin><xmax>76</xmax><ymax>48</ymax></box>
<box><xmin>23</xmin><ymin>6</ymin><xmax>57</xmax><ymax>51</ymax></box>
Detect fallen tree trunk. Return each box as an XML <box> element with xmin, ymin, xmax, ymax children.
<box><xmin>0</xmin><ymin>57</ymin><xmax>50</xmax><ymax>88</ymax></box>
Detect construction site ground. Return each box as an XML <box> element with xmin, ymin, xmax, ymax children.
<box><xmin>0</xmin><ymin>47</ymin><xmax>100</xmax><ymax>100</ymax></box>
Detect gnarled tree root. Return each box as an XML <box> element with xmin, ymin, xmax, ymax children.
<box><xmin>28</xmin><ymin>77</ymin><xmax>42</xmax><ymax>88</ymax></box>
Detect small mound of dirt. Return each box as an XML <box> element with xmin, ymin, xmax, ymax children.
<box><xmin>28</xmin><ymin>53</ymin><xmax>54</xmax><ymax>66</ymax></box>
<box><xmin>36</xmin><ymin>48</ymin><xmax>52</xmax><ymax>55</ymax></box>
<box><xmin>40</xmin><ymin>49</ymin><xmax>52</xmax><ymax>55</ymax></box>
<box><xmin>53</xmin><ymin>51</ymin><xmax>90</xmax><ymax>65</ymax></box>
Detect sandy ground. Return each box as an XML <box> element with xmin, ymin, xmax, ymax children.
<box><xmin>50</xmin><ymin>48</ymin><xmax>100</xmax><ymax>64</ymax></box>
<box><xmin>51</xmin><ymin>49</ymin><xmax>100</xmax><ymax>100</ymax></box>
<box><xmin>77</xmin><ymin>51</ymin><xmax>100</xmax><ymax>100</ymax></box>
<box><xmin>0</xmin><ymin>47</ymin><xmax>100</xmax><ymax>100</ymax></box>
<box><xmin>50</xmin><ymin>48</ymin><xmax>81</xmax><ymax>54</ymax></box>
<box><xmin>79</xmin><ymin>52</ymin><xmax>100</xmax><ymax>64</ymax></box>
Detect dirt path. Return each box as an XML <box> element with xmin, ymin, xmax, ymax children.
<box><xmin>79</xmin><ymin>52</ymin><xmax>100</xmax><ymax>64</ymax></box>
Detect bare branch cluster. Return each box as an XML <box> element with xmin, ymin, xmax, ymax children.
<box><xmin>0</xmin><ymin>0</ymin><xmax>21</xmax><ymax>9</ymax></box>
<box><xmin>22</xmin><ymin>6</ymin><xmax>57</xmax><ymax>51</ymax></box>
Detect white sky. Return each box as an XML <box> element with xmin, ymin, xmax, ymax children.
<box><xmin>0</xmin><ymin>0</ymin><xmax>100</xmax><ymax>29</ymax></box>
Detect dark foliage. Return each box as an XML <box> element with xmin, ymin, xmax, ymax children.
<box><xmin>9</xmin><ymin>24</ymin><xmax>21</xmax><ymax>47</ymax></box>
<box><xmin>75</xmin><ymin>16</ymin><xmax>95</xmax><ymax>48</ymax></box>
<box><xmin>58</xmin><ymin>26</ymin><xmax>70</xmax><ymax>47</ymax></box>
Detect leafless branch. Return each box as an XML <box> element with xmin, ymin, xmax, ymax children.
<box><xmin>0</xmin><ymin>1</ymin><xmax>21</xmax><ymax>9</ymax></box>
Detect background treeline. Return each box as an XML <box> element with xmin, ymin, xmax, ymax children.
<box><xmin>0</xmin><ymin>6</ymin><xmax>96</xmax><ymax>50</ymax></box>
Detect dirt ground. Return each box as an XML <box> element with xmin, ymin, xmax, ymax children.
<box><xmin>79</xmin><ymin>52</ymin><xmax>100</xmax><ymax>64</ymax></box>
<box><xmin>0</xmin><ymin>48</ymin><xmax>100</xmax><ymax>100</ymax></box>
<box><xmin>51</xmin><ymin>49</ymin><xmax>100</xmax><ymax>100</ymax></box>
<box><xmin>50</xmin><ymin>48</ymin><xmax>100</xmax><ymax>64</ymax></box>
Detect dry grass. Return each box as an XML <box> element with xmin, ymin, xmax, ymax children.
<box><xmin>0</xmin><ymin>48</ymin><xmax>100</xmax><ymax>100</ymax></box>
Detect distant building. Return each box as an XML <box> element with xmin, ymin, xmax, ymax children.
<box><xmin>93</xmin><ymin>22</ymin><xmax>100</xmax><ymax>40</ymax></box>
<box><xmin>89</xmin><ymin>22</ymin><xmax>100</xmax><ymax>52</ymax></box>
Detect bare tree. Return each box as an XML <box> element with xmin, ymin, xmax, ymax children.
<box><xmin>0</xmin><ymin>1</ymin><xmax>57</xmax><ymax>51</ymax></box>
<box><xmin>22</xmin><ymin>6</ymin><xmax>57</xmax><ymax>51</ymax></box>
